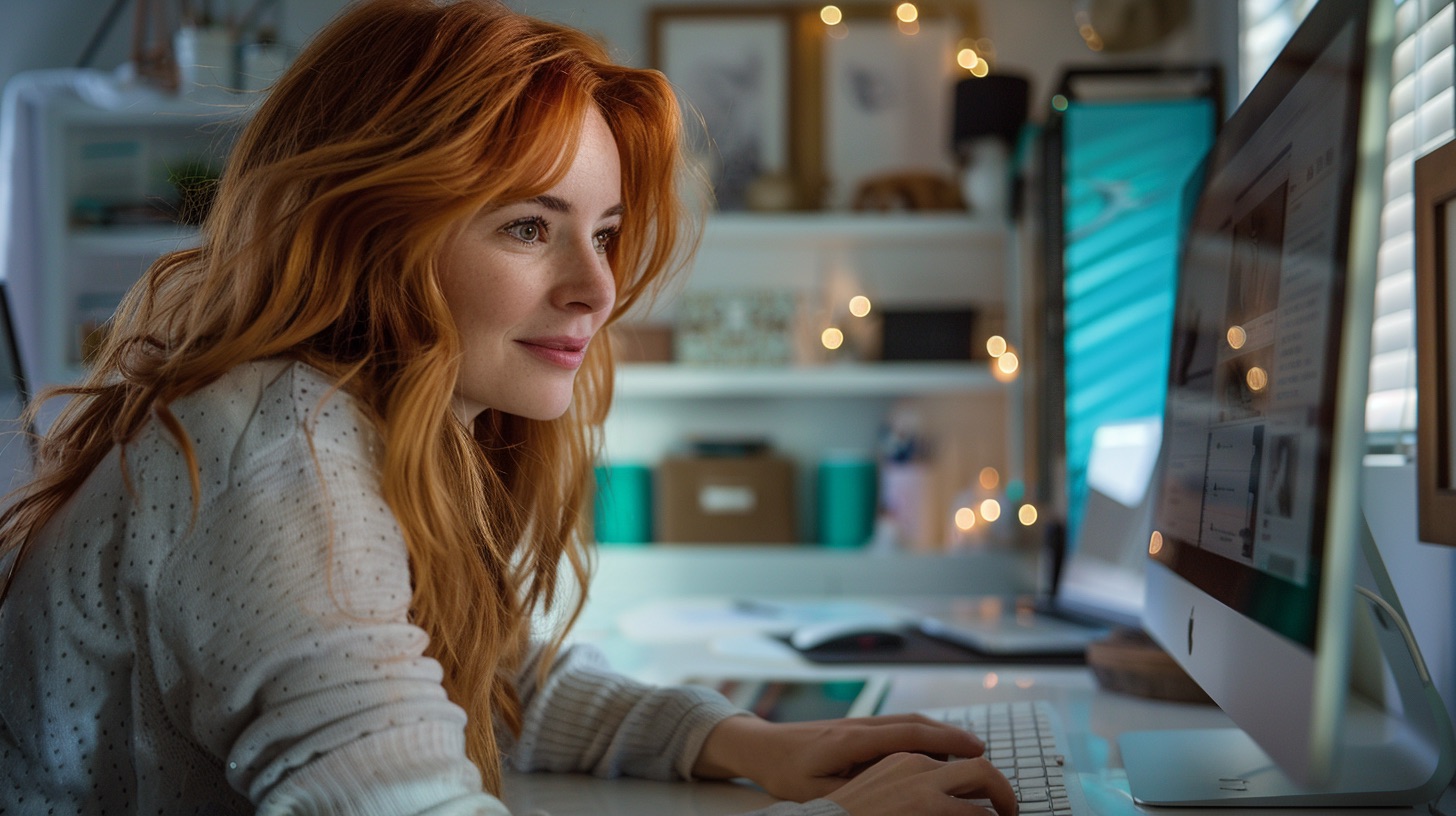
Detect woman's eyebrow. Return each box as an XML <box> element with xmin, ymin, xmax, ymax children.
<box><xmin>526</xmin><ymin>196</ymin><xmax>624</xmax><ymax>220</ymax></box>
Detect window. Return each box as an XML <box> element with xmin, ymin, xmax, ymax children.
<box><xmin>1241</xmin><ymin>0</ymin><xmax>1455</xmax><ymax>446</ymax></box>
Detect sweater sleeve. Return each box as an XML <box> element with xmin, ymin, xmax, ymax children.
<box><xmin>150</xmin><ymin>374</ymin><xmax>506</xmax><ymax>815</ymax></box>
<box><xmin>504</xmin><ymin>645</ymin><xmax>850</xmax><ymax>816</ymax></box>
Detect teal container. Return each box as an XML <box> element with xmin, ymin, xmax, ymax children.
<box><xmin>593</xmin><ymin>463</ymin><xmax>653</xmax><ymax>544</ymax></box>
<box><xmin>817</xmin><ymin>455</ymin><xmax>877</xmax><ymax>548</ymax></box>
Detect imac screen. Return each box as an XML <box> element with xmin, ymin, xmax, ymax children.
<box><xmin>1151</xmin><ymin>9</ymin><xmax>1365</xmax><ymax>648</ymax></box>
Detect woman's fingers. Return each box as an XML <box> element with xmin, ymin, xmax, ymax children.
<box><xmin>827</xmin><ymin>752</ymin><xmax>1018</xmax><ymax>816</ymax></box>
<box><xmin>836</xmin><ymin>716</ymin><xmax>987</xmax><ymax>763</ymax></box>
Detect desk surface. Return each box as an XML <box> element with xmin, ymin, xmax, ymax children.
<box><xmin>502</xmin><ymin>595</ymin><xmax>1452</xmax><ymax>815</ymax></box>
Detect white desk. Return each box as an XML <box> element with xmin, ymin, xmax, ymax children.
<box><xmin>501</xmin><ymin>594</ymin><xmax>1455</xmax><ymax>815</ymax></box>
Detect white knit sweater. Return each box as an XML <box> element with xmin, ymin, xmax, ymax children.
<box><xmin>0</xmin><ymin>360</ymin><xmax>844</xmax><ymax>816</ymax></box>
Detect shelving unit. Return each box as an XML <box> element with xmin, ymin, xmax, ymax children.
<box><xmin>604</xmin><ymin>211</ymin><xmax>1019</xmax><ymax>547</ymax></box>
<box><xmin>10</xmin><ymin>80</ymin><xmax>250</xmax><ymax>392</ymax></box>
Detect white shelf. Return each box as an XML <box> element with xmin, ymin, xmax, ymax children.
<box><xmin>67</xmin><ymin>225</ymin><xmax>200</xmax><ymax>255</ymax></box>
<box><xmin>702</xmin><ymin>211</ymin><xmax>1008</xmax><ymax>240</ymax></box>
<box><xmin>615</xmin><ymin>362</ymin><xmax>998</xmax><ymax>399</ymax></box>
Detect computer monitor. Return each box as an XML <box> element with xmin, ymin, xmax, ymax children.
<box><xmin>1120</xmin><ymin>0</ymin><xmax>1455</xmax><ymax>805</ymax></box>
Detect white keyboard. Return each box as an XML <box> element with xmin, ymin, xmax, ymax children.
<box><xmin>921</xmin><ymin>699</ymin><xmax>1089</xmax><ymax>816</ymax></box>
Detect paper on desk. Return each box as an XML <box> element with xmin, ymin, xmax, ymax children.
<box><xmin>616</xmin><ymin>597</ymin><xmax>916</xmax><ymax>643</ymax></box>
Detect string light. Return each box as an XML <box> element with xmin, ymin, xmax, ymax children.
<box><xmin>820</xmin><ymin>5</ymin><xmax>843</xmax><ymax>25</ymax></box>
<box><xmin>821</xmin><ymin>327</ymin><xmax>844</xmax><ymax>350</ymax></box>
<box><xmin>1227</xmin><ymin>325</ymin><xmax>1247</xmax><ymax>349</ymax></box>
<box><xmin>895</xmin><ymin>2</ymin><xmax>918</xmax><ymax>23</ymax></box>
<box><xmin>954</xmin><ymin>507</ymin><xmax>977</xmax><ymax>530</ymax></box>
<box><xmin>986</xmin><ymin>335</ymin><xmax>1007</xmax><ymax>357</ymax></box>
<box><xmin>1149</xmin><ymin>530</ymin><xmax>1164</xmax><ymax>555</ymax></box>
<box><xmin>1018</xmin><ymin>504</ymin><xmax>1038</xmax><ymax>526</ymax></box>
<box><xmin>979</xmin><ymin>466</ymin><xmax>999</xmax><ymax>490</ymax></box>
<box><xmin>848</xmin><ymin>295</ymin><xmax>872</xmax><ymax>317</ymax></box>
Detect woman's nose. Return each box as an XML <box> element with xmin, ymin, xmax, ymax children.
<box><xmin>555</xmin><ymin>239</ymin><xmax>616</xmax><ymax>314</ymax></box>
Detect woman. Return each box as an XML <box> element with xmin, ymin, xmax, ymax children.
<box><xmin>0</xmin><ymin>2</ymin><xmax>1014</xmax><ymax>814</ymax></box>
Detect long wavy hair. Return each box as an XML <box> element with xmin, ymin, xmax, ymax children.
<box><xmin>0</xmin><ymin>0</ymin><xmax>694</xmax><ymax>793</ymax></box>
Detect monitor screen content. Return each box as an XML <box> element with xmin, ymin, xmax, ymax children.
<box><xmin>1123</xmin><ymin>0</ymin><xmax>1452</xmax><ymax>806</ymax></box>
<box><xmin>1150</xmin><ymin>8</ymin><xmax>1361</xmax><ymax>649</ymax></box>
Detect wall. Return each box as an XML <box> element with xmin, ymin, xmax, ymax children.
<box><xmin>1</xmin><ymin>2</ymin><xmax>1241</xmax><ymax>116</ymax></box>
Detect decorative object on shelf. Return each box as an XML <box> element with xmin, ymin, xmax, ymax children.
<box><xmin>674</xmin><ymin>290</ymin><xmax>797</xmax><ymax>365</ymax></box>
<box><xmin>130</xmin><ymin>0</ymin><xmax>179</xmax><ymax>92</ymax></box>
<box><xmin>593</xmin><ymin>463</ymin><xmax>654</xmax><ymax>545</ymax></box>
<box><xmin>850</xmin><ymin>171</ymin><xmax>963</xmax><ymax>212</ymax></box>
<box><xmin>611</xmin><ymin>321</ymin><xmax>674</xmax><ymax>363</ymax></box>
<box><xmin>817</xmin><ymin>8</ymin><xmax>962</xmax><ymax>210</ymax></box>
<box><xmin>817</xmin><ymin>451</ymin><xmax>878</xmax><ymax>548</ymax></box>
<box><xmin>951</xmin><ymin>73</ymin><xmax>1029</xmax><ymax>221</ymax></box>
<box><xmin>657</xmin><ymin>440</ymin><xmax>797</xmax><ymax>544</ymax></box>
<box><xmin>879</xmin><ymin>307</ymin><xmax>978</xmax><ymax>361</ymax></box>
<box><xmin>1073</xmin><ymin>0</ymin><xmax>1191</xmax><ymax>53</ymax></box>
<box><xmin>174</xmin><ymin>23</ymin><xmax>235</xmax><ymax>96</ymax></box>
<box><xmin>650</xmin><ymin>6</ymin><xmax>800</xmax><ymax>211</ymax></box>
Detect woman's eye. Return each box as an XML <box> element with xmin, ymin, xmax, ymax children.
<box><xmin>503</xmin><ymin>218</ymin><xmax>547</xmax><ymax>244</ymax></box>
<box><xmin>593</xmin><ymin>226</ymin><xmax>620</xmax><ymax>254</ymax></box>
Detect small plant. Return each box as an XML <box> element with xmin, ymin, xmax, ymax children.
<box><xmin>167</xmin><ymin>160</ymin><xmax>221</xmax><ymax>226</ymax></box>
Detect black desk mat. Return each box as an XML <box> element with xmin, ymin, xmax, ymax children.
<box><xmin>782</xmin><ymin>628</ymin><xmax>1087</xmax><ymax>666</ymax></box>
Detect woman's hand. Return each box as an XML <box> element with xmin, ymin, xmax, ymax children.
<box><xmin>693</xmin><ymin>713</ymin><xmax>1016</xmax><ymax>815</ymax></box>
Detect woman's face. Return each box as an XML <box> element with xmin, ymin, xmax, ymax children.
<box><xmin>439</xmin><ymin>105</ymin><xmax>621</xmax><ymax>424</ymax></box>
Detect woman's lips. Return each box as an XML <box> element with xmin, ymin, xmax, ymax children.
<box><xmin>517</xmin><ymin>337</ymin><xmax>589</xmax><ymax>369</ymax></box>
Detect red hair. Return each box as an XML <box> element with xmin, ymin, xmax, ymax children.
<box><xmin>0</xmin><ymin>0</ymin><xmax>695</xmax><ymax>792</ymax></box>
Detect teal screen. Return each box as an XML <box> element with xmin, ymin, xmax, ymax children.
<box><xmin>1062</xmin><ymin>98</ymin><xmax>1216</xmax><ymax>548</ymax></box>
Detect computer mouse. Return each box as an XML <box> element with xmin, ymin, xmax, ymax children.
<box><xmin>788</xmin><ymin>619</ymin><xmax>908</xmax><ymax>654</ymax></box>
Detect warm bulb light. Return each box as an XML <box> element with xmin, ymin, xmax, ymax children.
<box><xmin>1246</xmin><ymin>366</ymin><xmax>1268</xmax><ymax>392</ymax></box>
<box><xmin>986</xmin><ymin>335</ymin><xmax>1007</xmax><ymax>357</ymax></box>
<box><xmin>820</xmin><ymin>5</ymin><xmax>843</xmax><ymax>25</ymax></box>
<box><xmin>970</xmin><ymin>60</ymin><xmax>989</xmax><ymax>77</ymax></box>
<box><xmin>1150</xmin><ymin>530</ymin><xmax>1164</xmax><ymax>555</ymax></box>
<box><xmin>848</xmin><ymin>295</ymin><xmax>872</xmax><ymax>317</ymax></box>
<box><xmin>957</xmin><ymin>48</ymin><xmax>980</xmax><ymax>70</ymax></box>
<box><xmin>821</xmin><ymin>327</ymin><xmax>845</xmax><ymax>350</ymax></box>
<box><xmin>1018</xmin><ymin>504</ymin><xmax>1038</xmax><ymax>526</ymax></box>
<box><xmin>1227</xmin><ymin>325</ymin><xmax>1247</xmax><ymax>349</ymax></box>
<box><xmin>979</xmin><ymin>466</ymin><xmax>1000</xmax><ymax>490</ymax></box>
<box><xmin>897</xmin><ymin>19</ymin><xmax>919</xmax><ymax>35</ymax></box>
<box><xmin>979</xmin><ymin>499</ymin><xmax>1001</xmax><ymax>522</ymax></box>
<box><xmin>954</xmin><ymin>507</ymin><xmax>977</xmax><ymax>530</ymax></box>
<box><xmin>996</xmin><ymin>352</ymin><xmax>1019</xmax><ymax>375</ymax></box>
<box><xmin>896</xmin><ymin>2</ymin><xmax>918</xmax><ymax>23</ymax></box>
<box><xmin>983</xmin><ymin>672</ymin><xmax>999</xmax><ymax>689</ymax></box>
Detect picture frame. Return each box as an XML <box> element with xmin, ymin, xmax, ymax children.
<box><xmin>649</xmin><ymin>6</ymin><xmax>805</xmax><ymax>211</ymax></box>
<box><xmin>1413</xmin><ymin>138</ymin><xmax>1456</xmax><ymax>546</ymax></box>
<box><xmin>815</xmin><ymin>9</ymin><xmax>963</xmax><ymax>210</ymax></box>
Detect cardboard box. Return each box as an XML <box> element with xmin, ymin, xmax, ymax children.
<box><xmin>656</xmin><ymin>455</ymin><xmax>796</xmax><ymax>543</ymax></box>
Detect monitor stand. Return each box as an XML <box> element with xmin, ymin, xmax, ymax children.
<box><xmin>1119</xmin><ymin>515</ymin><xmax>1456</xmax><ymax>807</ymax></box>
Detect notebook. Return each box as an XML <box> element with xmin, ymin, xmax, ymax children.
<box><xmin>917</xmin><ymin>417</ymin><xmax>1162</xmax><ymax>656</ymax></box>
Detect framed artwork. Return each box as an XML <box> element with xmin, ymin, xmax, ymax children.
<box><xmin>818</xmin><ymin>12</ymin><xmax>962</xmax><ymax>209</ymax></box>
<box><xmin>1414</xmin><ymin>138</ymin><xmax>1456</xmax><ymax>546</ymax></box>
<box><xmin>650</xmin><ymin>7</ymin><xmax>799</xmax><ymax>211</ymax></box>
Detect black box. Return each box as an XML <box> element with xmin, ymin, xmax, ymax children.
<box><xmin>879</xmin><ymin>308</ymin><xmax>977</xmax><ymax>361</ymax></box>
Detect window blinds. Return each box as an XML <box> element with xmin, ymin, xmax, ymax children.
<box><xmin>1240</xmin><ymin>0</ymin><xmax>1454</xmax><ymax>442</ymax></box>
<box><xmin>1370</xmin><ymin>0</ymin><xmax>1453</xmax><ymax>439</ymax></box>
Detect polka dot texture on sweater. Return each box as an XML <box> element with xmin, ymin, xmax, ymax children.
<box><xmin>0</xmin><ymin>361</ymin><xmax>500</xmax><ymax>814</ymax></box>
